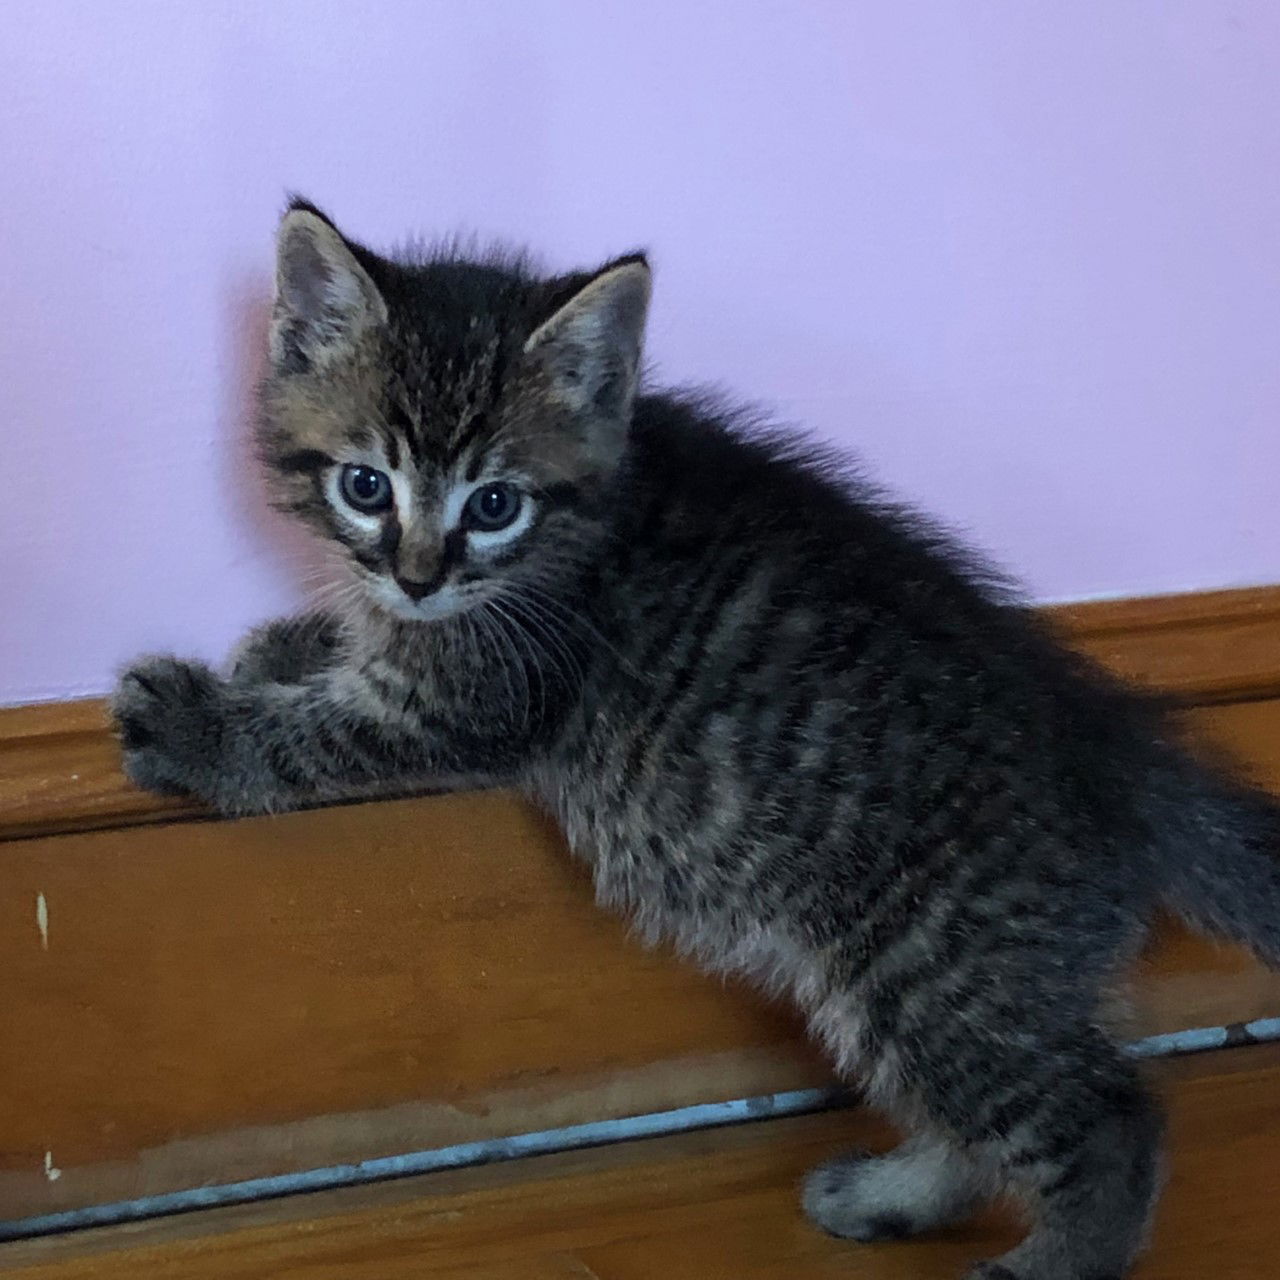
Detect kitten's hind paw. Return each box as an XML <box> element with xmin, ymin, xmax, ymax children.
<box><xmin>803</xmin><ymin>1139</ymin><xmax>983</xmax><ymax>1244</ymax></box>
<box><xmin>803</xmin><ymin>1150</ymin><xmax>910</xmax><ymax>1241</ymax></box>
<box><xmin>110</xmin><ymin>656</ymin><xmax>227</xmax><ymax>800</ymax></box>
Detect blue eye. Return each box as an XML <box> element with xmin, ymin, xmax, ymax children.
<box><xmin>464</xmin><ymin>483</ymin><xmax>522</xmax><ymax>531</ymax></box>
<box><xmin>339</xmin><ymin>464</ymin><xmax>392</xmax><ymax>512</ymax></box>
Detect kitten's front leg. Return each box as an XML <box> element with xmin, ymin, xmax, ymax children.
<box><xmin>229</xmin><ymin>611</ymin><xmax>343</xmax><ymax>686</ymax></box>
<box><xmin>112</xmin><ymin>656</ymin><xmax>231</xmax><ymax>801</ymax></box>
<box><xmin>114</xmin><ymin>613</ymin><xmax>348</xmax><ymax>808</ymax></box>
<box><xmin>112</xmin><ymin>655</ymin><xmax>507</xmax><ymax>818</ymax></box>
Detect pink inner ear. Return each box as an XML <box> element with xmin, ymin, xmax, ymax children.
<box><xmin>525</xmin><ymin>261</ymin><xmax>650</xmax><ymax>360</ymax></box>
<box><xmin>279</xmin><ymin>232</ymin><xmax>336</xmax><ymax>320</ymax></box>
<box><xmin>276</xmin><ymin>213</ymin><xmax>386</xmax><ymax>340</ymax></box>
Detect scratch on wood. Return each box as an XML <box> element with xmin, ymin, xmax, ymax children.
<box><xmin>36</xmin><ymin>892</ymin><xmax>49</xmax><ymax>950</ymax></box>
<box><xmin>555</xmin><ymin>1258</ymin><xmax>604</xmax><ymax>1280</ymax></box>
<box><xmin>43</xmin><ymin>1152</ymin><xmax>61</xmax><ymax>1183</ymax></box>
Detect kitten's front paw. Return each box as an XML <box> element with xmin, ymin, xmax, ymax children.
<box><xmin>110</xmin><ymin>657</ymin><xmax>227</xmax><ymax>800</ymax></box>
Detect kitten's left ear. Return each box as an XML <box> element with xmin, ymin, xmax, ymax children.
<box><xmin>270</xmin><ymin>205</ymin><xmax>388</xmax><ymax>372</ymax></box>
<box><xmin>524</xmin><ymin>255</ymin><xmax>651</xmax><ymax>418</ymax></box>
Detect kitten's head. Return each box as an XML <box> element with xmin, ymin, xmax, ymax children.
<box><xmin>257</xmin><ymin>200</ymin><xmax>649</xmax><ymax>623</ymax></box>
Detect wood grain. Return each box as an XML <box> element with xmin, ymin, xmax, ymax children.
<box><xmin>2</xmin><ymin>701</ymin><xmax>1279</xmax><ymax>1220</ymax></box>
<box><xmin>3</xmin><ymin>587</ymin><xmax>1280</xmax><ymax>1225</ymax></box>
<box><xmin>4</xmin><ymin>584</ymin><xmax>1279</xmax><ymax>842</ymax></box>
<box><xmin>1046</xmin><ymin>582</ymin><xmax>1280</xmax><ymax>703</ymax></box>
<box><xmin>0</xmin><ymin>699</ymin><xmax>194</xmax><ymax>841</ymax></box>
<box><xmin>0</xmin><ymin>790</ymin><xmax>821</xmax><ymax>1221</ymax></box>
<box><xmin>5</xmin><ymin>1045</ymin><xmax>1278</xmax><ymax>1279</ymax></box>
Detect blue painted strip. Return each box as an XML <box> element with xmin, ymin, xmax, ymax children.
<box><xmin>5</xmin><ymin>1016</ymin><xmax>1280</xmax><ymax>1245</ymax></box>
<box><xmin>0</xmin><ymin>1086</ymin><xmax>850</xmax><ymax>1243</ymax></box>
<box><xmin>1125</xmin><ymin>1024</ymin><xmax>1227</xmax><ymax>1059</ymax></box>
<box><xmin>1243</xmin><ymin>1015</ymin><xmax>1280</xmax><ymax>1040</ymax></box>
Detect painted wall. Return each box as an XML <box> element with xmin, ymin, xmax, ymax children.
<box><xmin>3</xmin><ymin>2</ymin><xmax>1279</xmax><ymax>706</ymax></box>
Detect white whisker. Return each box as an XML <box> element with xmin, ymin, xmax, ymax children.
<box><xmin>485</xmin><ymin>599</ymin><xmax>536</xmax><ymax>725</ymax></box>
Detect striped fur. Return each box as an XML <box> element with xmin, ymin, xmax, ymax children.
<box><xmin>113</xmin><ymin>204</ymin><xmax>1280</xmax><ymax>1280</ymax></box>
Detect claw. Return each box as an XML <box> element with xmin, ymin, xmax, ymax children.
<box><xmin>127</xmin><ymin>671</ymin><xmax>161</xmax><ymax>698</ymax></box>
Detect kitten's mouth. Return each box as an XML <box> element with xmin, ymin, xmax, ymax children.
<box><xmin>381</xmin><ymin>590</ymin><xmax>467</xmax><ymax>624</ymax></box>
<box><xmin>352</xmin><ymin>569</ymin><xmax>471</xmax><ymax>625</ymax></box>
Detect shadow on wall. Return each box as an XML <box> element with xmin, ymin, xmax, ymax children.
<box><xmin>217</xmin><ymin>275</ymin><xmax>341</xmax><ymax>627</ymax></box>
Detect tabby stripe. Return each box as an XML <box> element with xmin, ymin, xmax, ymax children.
<box><xmin>276</xmin><ymin>449</ymin><xmax>332</xmax><ymax>474</ymax></box>
<box><xmin>619</xmin><ymin>555</ymin><xmax>761</xmax><ymax>788</ymax></box>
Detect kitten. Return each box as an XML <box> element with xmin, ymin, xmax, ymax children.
<box><xmin>112</xmin><ymin>200</ymin><xmax>1280</xmax><ymax>1280</ymax></box>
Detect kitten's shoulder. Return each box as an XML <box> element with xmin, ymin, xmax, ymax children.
<box><xmin>626</xmin><ymin>388</ymin><xmax>1019</xmax><ymax>615</ymax></box>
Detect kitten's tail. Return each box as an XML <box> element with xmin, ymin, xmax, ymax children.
<box><xmin>1156</xmin><ymin>765</ymin><xmax>1280</xmax><ymax>968</ymax></box>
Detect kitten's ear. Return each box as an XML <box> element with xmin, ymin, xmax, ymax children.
<box><xmin>524</xmin><ymin>256</ymin><xmax>651</xmax><ymax>417</ymax></box>
<box><xmin>270</xmin><ymin>207</ymin><xmax>388</xmax><ymax>372</ymax></box>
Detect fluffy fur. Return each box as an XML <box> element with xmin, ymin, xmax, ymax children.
<box><xmin>112</xmin><ymin>201</ymin><xmax>1280</xmax><ymax>1280</ymax></box>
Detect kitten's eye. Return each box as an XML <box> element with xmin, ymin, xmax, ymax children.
<box><xmin>464</xmin><ymin>483</ymin><xmax>522</xmax><ymax>532</ymax></box>
<box><xmin>339</xmin><ymin>464</ymin><xmax>392</xmax><ymax>512</ymax></box>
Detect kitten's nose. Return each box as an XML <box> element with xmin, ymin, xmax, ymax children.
<box><xmin>395</xmin><ymin>575</ymin><xmax>436</xmax><ymax>601</ymax></box>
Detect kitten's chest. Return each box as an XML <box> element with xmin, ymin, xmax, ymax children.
<box><xmin>526</xmin><ymin>752</ymin><xmax>847</xmax><ymax>1024</ymax></box>
<box><xmin>528</xmin><ymin>697</ymin><xmax>761</xmax><ymax>934</ymax></box>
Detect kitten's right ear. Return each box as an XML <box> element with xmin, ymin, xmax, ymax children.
<box><xmin>270</xmin><ymin>207</ymin><xmax>388</xmax><ymax>373</ymax></box>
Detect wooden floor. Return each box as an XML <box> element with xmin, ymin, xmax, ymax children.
<box><xmin>5</xmin><ymin>1045</ymin><xmax>1279</xmax><ymax>1280</ymax></box>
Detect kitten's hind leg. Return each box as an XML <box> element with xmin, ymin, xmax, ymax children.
<box><xmin>961</xmin><ymin>1060</ymin><xmax>1164</xmax><ymax>1280</ymax></box>
<box><xmin>803</xmin><ymin>1130</ymin><xmax>988</xmax><ymax>1242</ymax></box>
<box><xmin>911</xmin><ymin>1022</ymin><xmax>1164</xmax><ymax>1280</ymax></box>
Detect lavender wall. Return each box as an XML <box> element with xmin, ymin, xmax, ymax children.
<box><xmin>3</xmin><ymin>2</ymin><xmax>1279</xmax><ymax>707</ymax></box>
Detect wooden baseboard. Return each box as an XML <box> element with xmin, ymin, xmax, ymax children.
<box><xmin>3</xmin><ymin>584</ymin><xmax>1280</xmax><ymax>844</ymax></box>
<box><xmin>6</xmin><ymin>1047</ymin><xmax>1279</xmax><ymax>1279</ymax></box>
<box><xmin>0</xmin><ymin>699</ymin><xmax>194</xmax><ymax>842</ymax></box>
<box><xmin>3</xmin><ymin>584</ymin><xmax>1280</xmax><ymax>1223</ymax></box>
<box><xmin>5</xmin><ymin>771</ymin><xmax>1277</xmax><ymax>1221</ymax></box>
<box><xmin>1045</xmin><ymin>583</ymin><xmax>1280</xmax><ymax>703</ymax></box>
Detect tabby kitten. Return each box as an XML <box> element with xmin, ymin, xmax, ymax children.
<box><xmin>113</xmin><ymin>201</ymin><xmax>1280</xmax><ymax>1280</ymax></box>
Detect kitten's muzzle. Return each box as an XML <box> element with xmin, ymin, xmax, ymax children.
<box><xmin>395</xmin><ymin>574</ymin><xmax>444</xmax><ymax>602</ymax></box>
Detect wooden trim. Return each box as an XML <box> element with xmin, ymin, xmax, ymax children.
<box><xmin>5</xmin><ymin>1046</ymin><xmax>1279</xmax><ymax>1277</ymax></box>
<box><xmin>1045</xmin><ymin>583</ymin><xmax>1280</xmax><ymax>704</ymax></box>
<box><xmin>3</xmin><ymin>583</ymin><xmax>1280</xmax><ymax>843</ymax></box>
<box><xmin>0</xmin><ymin>791</ymin><xmax>821</xmax><ymax>1221</ymax></box>
<box><xmin>0</xmin><ymin>699</ymin><xmax>195</xmax><ymax>841</ymax></box>
<box><xmin>2</xmin><ymin>589</ymin><xmax>1280</xmax><ymax>1222</ymax></box>
<box><xmin>0</xmin><ymin>699</ymin><xmax>1278</xmax><ymax>1220</ymax></box>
